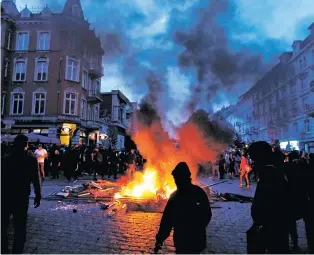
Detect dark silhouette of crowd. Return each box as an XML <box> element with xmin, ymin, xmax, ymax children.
<box><xmin>247</xmin><ymin>141</ymin><xmax>314</xmax><ymax>254</ymax></box>
<box><xmin>1</xmin><ymin>141</ymin><xmax>146</xmax><ymax>182</ymax></box>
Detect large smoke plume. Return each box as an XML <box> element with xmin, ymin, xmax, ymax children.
<box><xmin>174</xmin><ymin>0</ymin><xmax>269</xmax><ymax>112</ymax></box>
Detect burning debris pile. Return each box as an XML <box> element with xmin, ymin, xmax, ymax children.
<box><xmin>113</xmin><ymin>102</ymin><xmax>234</xmax><ymax>203</ymax></box>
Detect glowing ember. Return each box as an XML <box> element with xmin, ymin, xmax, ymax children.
<box><xmin>114</xmin><ymin>167</ymin><xmax>176</xmax><ymax>200</ymax></box>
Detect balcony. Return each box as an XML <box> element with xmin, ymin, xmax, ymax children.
<box><xmin>304</xmin><ymin>104</ymin><xmax>314</xmax><ymax>118</ymax></box>
<box><xmin>88</xmin><ymin>63</ymin><xmax>103</xmax><ymax>79</ymax></box>
<box><xmin>87</xmin><ymin>89</ymin><xmax>102</xmax><ymax>104</ymax></box>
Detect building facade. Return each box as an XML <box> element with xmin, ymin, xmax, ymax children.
<box><xmin>217</xmin><ymin>22</ymin><xmax>314</xmax><ymax>152</ymax></box>
<box><xmin>1</xmin><ymin>0</ymin><xmax>105</xmax><ymax>146</ymax></box>
<box><xmin>99</xmin><ymin>90</ymin><xmax>133</xmax><ymax>150</ymax></box>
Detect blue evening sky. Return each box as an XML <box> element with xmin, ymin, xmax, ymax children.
<box><xmin>16</xmin><ymin>0</ymin><xmax>314</xmax><ymax>125</ymax></box>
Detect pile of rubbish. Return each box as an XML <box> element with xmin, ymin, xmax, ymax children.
<box><xmin>46</xmin><ymin>180</ymin><xmax>120</xmax><ymax>202</ymax></box>
<box><xmin>46</xmin><ymin>179</ymin><xmax>253</xmax><ymax>214</ymax></box>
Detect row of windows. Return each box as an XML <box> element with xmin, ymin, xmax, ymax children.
<box><xmin>10</xmin><ymin>31</ymin><xmax>51</xmax><ymax>51</ymax></box>
<box><xmin>4</xmin><ymin>88</ymin><xmax>99</xmax><ymax>119</ymax></box>
<box><xmin>7</xmin><ymin>56</ymin><xmax>82</xmax><ymax>83</ymax></box>
<box><xmin>252</xmin><ymin>49</ymin><xmax>314</xmax><ymax>102</ymax></box>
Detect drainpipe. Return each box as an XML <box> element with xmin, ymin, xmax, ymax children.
<box><xmin>57</xmin><ymin>57</ymin><xmax>63</xmax><ymax>115</ymax></box>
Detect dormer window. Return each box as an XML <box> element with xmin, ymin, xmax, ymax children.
<box><xmin>21</xmin><ymin>7</ymin><xmax>31</xmax><ymax>18</ymax></box>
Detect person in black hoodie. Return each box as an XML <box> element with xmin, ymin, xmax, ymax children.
<box><xmin>155</xmin><ymin>162</ymin><xmax>212</xmax><ymax>254</ymax></box>
<box><xmin>1</xmin><ymin>135</ymin><xmax>42</xmax><ymax>254</ymax></box>
<box><xmin>247</xmin><ymin>141</ymin><xmax>290</xmax><ymax>254</ymax></box>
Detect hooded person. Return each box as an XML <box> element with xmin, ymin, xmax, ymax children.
<box><xmin>247</xmin><ymin>141</ymin><xmax>290</xmax><ymax>254</ymax></box>
<box><xmin>155</xmin><ymin>162</ymin><xmax>212</xmax><ymax>254</ymax></box>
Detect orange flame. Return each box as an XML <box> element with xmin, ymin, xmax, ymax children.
<box><xmin>114</xmin><ymin>113</ymin><xmax>227</xmax><ymax>200</ymax></box>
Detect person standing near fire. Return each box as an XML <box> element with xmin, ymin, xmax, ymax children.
<box><xmin>155</xmin><ymin>162</ymin><xmax>212</xmax><ymax>254</ymax></box>
<box><xmin>34</xmin><ymin>144</ymin><xmax>48</xmax><ymax>181</ymax></box>
<box><xmin>1</xmin><ymin>135</ymin><xmax>42</xmax><ymax>254</ymax></box>
<box><xmin>127</xmin><ymin>149</ymin><xmax>136</xmax><ymax>180</ymax></box>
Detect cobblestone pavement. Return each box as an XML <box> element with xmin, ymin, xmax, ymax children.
<box><xmin>7</xmin><ymin>177</ymin><xmax>309</xmax><ymax>254</ymax></box>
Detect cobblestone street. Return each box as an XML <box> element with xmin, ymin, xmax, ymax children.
<box><xmin>7</xmin><ymin>177</ymin><xmax>309</xmax><ymax>254</ymax></box>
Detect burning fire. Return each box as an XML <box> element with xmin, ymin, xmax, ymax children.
<box><xmin>114</xmin><ymin>105</ymin><xmax>229</xmax><ymax>201</ymax></box>
<box><xmin>114</xmin><ymin>166</ymin><xmax>176</xmax><ymax>200</ymax></box>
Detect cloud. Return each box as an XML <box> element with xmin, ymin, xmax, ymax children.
<box><xmin>234</xmin><ymin>0</ymin><xmax>314</xmax><ymax>42</ymax></box>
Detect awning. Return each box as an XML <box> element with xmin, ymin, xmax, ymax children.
<box><xmin>1</xmin><ymin>133</ymin><xmax>60</xmax><ymax>144</ymax></box>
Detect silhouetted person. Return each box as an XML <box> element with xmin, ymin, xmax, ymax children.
<box><xmin>64</xmin><ymin>145</ymin><xmax>80</xmax><ymax>181</ymax></box>
<box><xmin>155</xmin><ymin>162</ymin><xmax>212</xmax><ymax>254</ymax></box>
<box><xmin>286</xmin><ymin>150</ymin><xmax>314</xmax><ymax>253</ymax></box>
<box><xmin>1</xmin><ymin>135</ymin><xmax>42</xmax><ymax>254</ymax></box>
<box><xmin>247</xmin><ymin>141</ymin><xmax>290</xmax><ymax>254</ymax></box>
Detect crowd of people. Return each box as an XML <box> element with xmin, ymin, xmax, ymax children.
<box><xmin>1</xmin><ymin>141</ymin><xmax>146</xmax><ymax>182</ymax></box>
<box><xmin>2</xmin><ymin>136</ymin><xmax>314</xmax><ymax>254</ymax></box>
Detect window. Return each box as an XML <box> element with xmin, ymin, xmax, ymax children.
<box><xmin>96</xmin><ymin>80</ymin><xmax>100</xmax><ymax>92</ymax></box>
<box><xmin>304</xmin><ymin>119</ymin><xmax>310</xmax><ymax>133</ymax></box>
<box><xmin>64</xmin><ymin>88</ymin><xmax>77</xmax><ymax>115</ymax></box>
<box><xmin>13</xmin><ymin>58</ymin><xmax>27</xmax><ymax>81</ymax></box>
<box><xmin>1</xmin><ymin>93</ymin><xmax>6</xmax><ymax>115</ymax></box>
<box><xmin>4</xmin><ymin>60</ymin><xmax>9</xmax><ymax>78</ymax></box>
<box><xmin>81</xmin><ymin>99</ymin><xmax>86</xmax><ymax>119</ymax></box>
<box><xmin>301</xmin><ymin>78</ymin><xmax>305</xmax><ymax>90</ymax></box>
<box><xmin>16</xmin><ymin>32</ymin><xmax>29</xmax><ymax>51</ymax></box>
<box><xmin>35</xmin><ymin>57</ymin><xmax>49</xmax><ymax>81</ymax></box>
<box><xmin>88</xmin><ymin>104</ymin><xmax>92</xmax><ymax>120</ymax></box>
<box><xmin>10</xmin><ymin>88</ymin><xmax>24</xmax><ymax>115</ymax></box>
<box><xmin>299</xmin><ymin>59</ymin><xmax>302</xmax><ymax>71</ymax></box>
<box><xmin>66</xmin><ymin>57</ymin><xmax>80</xmax><ymax>82</ymax></box>
<box><xmin>303</xmin><ymin>57</ymin><xmax>306</xmax><ymax>68</ymax></box>
<box><xmin>303</xmin><ymin>97</ymin><xmax>309</xmax><ymax>111</ymax></box>
<box><xmin>7</xmin><ymin>32</ymin><xmax>11</xmax><ymax>49</ymax></box>
<box><xmin>32</xmin><ymin>91</ymin><xmax>46</xmax><ymax>115</ymax></box>
<box><xmin>290</xmin><ymin>82</ymin><xmax>296</xmax><ymax>95</ymax></box>
<box><xmin>37</xmin><ymin>32</ymin><xmax>50</xmax><ymax>50</ymax></box>
<box><xmin>94</xmin><ymin>105</ymin><xmax>99</xmax><ymax>121</ymax></box>
<box><xmin>82</xmin><ymin>70</ymin><xmax>88</xmax><ymax>89</ymax></box>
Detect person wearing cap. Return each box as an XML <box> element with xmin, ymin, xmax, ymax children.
<box><xmin>155</xmin><ymin>162</ymin><xmax>212</xmax><ymax>254</ymax></box>
<box><xmin>1</xmin><ymin>134</ymin><xmax>42</xmax><ymax>254</ymax></box>
<box><xmin>34</xmin><ymin>144</ymin><xmax>48</xmax><ymax>180</ymax></box>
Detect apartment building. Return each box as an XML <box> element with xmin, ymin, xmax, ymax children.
<box><xmin>1</xmin><ymin>0</ymin><xmax>105</xmax><ymax>146</ymax></box>
<box><xmin>218</xmin><ymin>22</ymin><xmax>314</xmax><ymax>152</ymax></box>
<box><xmin>99</xmin><ymin>90</ymin><xmax>133</xmax><ymax>150</ymax></box>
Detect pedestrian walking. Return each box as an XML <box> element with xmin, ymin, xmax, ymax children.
<box><xmin>1</xmin><ymin>135</ymin><xmax>42</xmax><ymax>254</ymax></box>
<box><xmin>239</xmin><ymin>152</ymin><xmax>251</xmax><ymax>188</ymax></box>
<box><xmin>34</xmin><ymin>144</ymin><xmax>48</xmax><ymax>181</ymax></box>
<box><xmin>155</xmin><ymin>162</ymin><xmax>212</xmax><ymax>254</ymax></box>
<box><xmin>94</xmin><ymin>147</ymin><xmax>104</xmax><ymax>180</ymax></box>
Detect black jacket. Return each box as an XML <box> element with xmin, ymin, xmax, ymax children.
<box><xmin>156</xmin><ymin>184</ymin><xmax>212</xmax><ymax>251</ymax></box>
<box><xmin>251</xmin><ymin>165</ymin><xmax>291</xmax><ymax>228</ymax></box>
<box><xmin>1</xmin><ymin>151</ymin><xmax>42</xmax><ymax>203</ymax></box>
